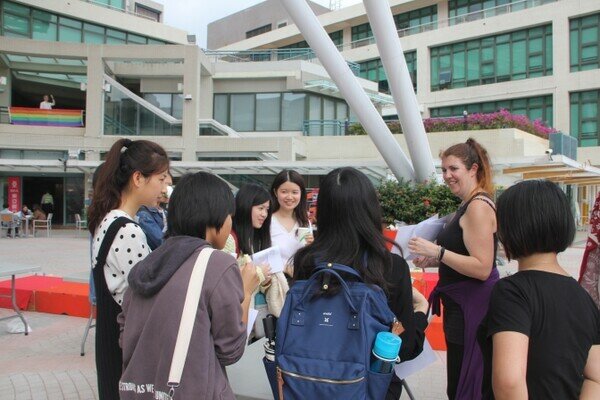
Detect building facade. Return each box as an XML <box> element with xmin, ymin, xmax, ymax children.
<box><xmin>214</xmin><ymin>0</ymin><xmax>600</xmax><ymax>152</ymax></box>
<box><xmin>0</xmin><ymin>0</ymin><xmax>598</xmax><ymax>226</ymax></box>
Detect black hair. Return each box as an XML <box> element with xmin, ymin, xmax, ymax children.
<box><xmin>166</xmin><ymin>172</ymin><xmax>234</xmax><ymax>239</ymax></box>
<box><xmin>270</xmin><ymin>169</ymin><xmax>309</xmax><ymax>227</ymax></box>
<box><xmin>496</xmin><ymin>180</ymin><xmax>575</xmax><ymax>260</ymax></box>
<box><xmin>293</xmin><ymin>167</ymin><xmax>390</xmax><ymax>291</ymax></box>
<box><xmin>88</xmin><ymin>139</ymin><xmax>169</xmax><ymax>233</ymax></box>
<box><xmin>233</xmin><ymin>184</ymin><xmax>272</xmax><ymax>255</ymax></box>
<box><xmin>2</xmin><ymin>203</ymin><xmax>8</xmax><ymax>209</ymax></box>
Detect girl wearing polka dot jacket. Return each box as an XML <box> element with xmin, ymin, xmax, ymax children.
<box><xmin>87</xmin><ymin>138</ymin><xmax>169</xmax><ymax>400</ymax></box>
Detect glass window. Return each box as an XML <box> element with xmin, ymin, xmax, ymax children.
<box><xmin>32</xmin><ymin>11</ymin><xmax>58</xmax><ymax>41</ymax></box>
<box><xmin>246</xmin><ymin>24</ymin><xmax>271</xmax><ymax>39</ymax></box>
<box><xmin>394</xmin><ymin>5</ymin><xmax>437</xmax><ymax>34</ymax></box>
<box><xmin>329</xmin><ymin>30</ymin><xmax>343</xmax><ymax>46</ymax></box>
<box><xmin>570</xmin><ymin>90</ymin><xmax>599</xmax><ymax>146</ymax></box>
<box><xmin>430</xmin><ymin>95</ymin><xmax>553</xmax><ymax>127</ymax></box>
<box><xmin>214</xmin><ymin>94</ymin><xmax>229</xmax><ymax>125</ymax></box>
<box><xmin>1</xmin><ymin>1</ymin><xmax>161</xmax><ymax>45</ymax></box>
<box><xmin>230</xmin><ymin>94</ymin><xmax>255</xmax><ymax>131</ymax></box>
<box><xmin>3</xmin><ymin>12</ymin><xmax>29</xmax><ymax>36</ymax></box>
<box><xmin>336</xmin><ymin>101</ymin><xmax>348</xmax><ymax>121</ymax></box>
<box><xmin>106</xmin><ymin>29</ymin><xmax>127</xmax><ymax>44</ymax></box>
<box><xmin>3</xmin><ymin>1</ymin><xmax>29</xmax><ymax>16</ymax></box>
<box><xmin>256</xmin><ymin>93</ymin><xmax>281</xmax><ymax>131</ymax></box>
<box><xmin>351</xmin><ymin>22</ymin><xmax>372</xmax><ymax>42</ymax></box>
<box><xmin>83</xmin><ymin>23</ymin><xmax>104</xmax><ymax>44</ymax></box>
<box><xmin>127</xmin><ymin>33</ymin><xmax>147</xmax><ymax>44</ymax></box>
<box><xmin>430</xmin><ymin>24</ymin><xmax>552</xmax><ymax>91</ymax></box>
<box><xmin>570</xmin><ymin>13</ymin><xmax>600</xmax><ymax>71</ymax></box>
<box><xmin>172</xmin><ymin>94</ymin><xmax>183</xmax><ymax>119</ymax></box>
<box><xmin>282</xmin><ymin>93</ymin><xmax>305</xmax><ymax>131</ymax></box>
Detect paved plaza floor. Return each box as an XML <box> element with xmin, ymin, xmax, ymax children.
<box><xmin>0</xmin><ymin>229</ymin><xmax>589</xmax><ymax>399</ymax></box>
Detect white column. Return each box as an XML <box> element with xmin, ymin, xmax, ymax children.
<box><xmin>363</xmin><ymin>0</ymin><xmax>436</xmax><ymax>183</ymax></box>
<box><xmin>279</xmin><ymin>0</ymin><xmax>415</xmax><ymax>182</ymax></box>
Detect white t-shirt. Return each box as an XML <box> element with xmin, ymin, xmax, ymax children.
<box><xmin>92</xmin><ymin>209</ymin><xmax>151</xmax><ymax>305</ymax></box>
<box><xmin>270</xmin><ymin>215</ymin><xmax>302</xmax><ymax>268</ymax></box>
<box><xmin>39</xmin><ymin>101</ymin><xmax>54</xmax><ymax>110</ymax></box>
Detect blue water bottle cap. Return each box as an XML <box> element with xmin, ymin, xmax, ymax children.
<box><xmin>373</xmin><ymin>332</ymin><xmax>402</xmax><ymax>361</ymax></box>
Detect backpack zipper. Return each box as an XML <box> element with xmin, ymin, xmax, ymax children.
<box><xmin>276</xmin><ymin>366</ymin><xmax>365</xmax><ymax>385</ymax></box>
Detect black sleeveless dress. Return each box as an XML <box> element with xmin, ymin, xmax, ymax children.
<box><xmin>435</xmin><ymin>192</ymin><xmax>498</xmax><ymax>399</ymax></box>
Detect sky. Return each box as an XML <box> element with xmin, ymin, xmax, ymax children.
<box><xmin>155</xmin><ymin>0</ymin><xmax>362</xmax><ymax>48</ymax></box>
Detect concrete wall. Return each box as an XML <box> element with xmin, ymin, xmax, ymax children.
<box><xmin>207</xmin><ymin>0</ymin><xmax>331</xmax><ymax>49</ymax></box>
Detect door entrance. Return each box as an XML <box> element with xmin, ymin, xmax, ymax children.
<box><xmin>23</xmin><ymin>177</ymin><xmax>64</xmax><ymax>225</ymax></box>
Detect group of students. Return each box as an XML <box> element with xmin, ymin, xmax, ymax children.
<box><xmin>87</xmin><ymin>137</ymin><xmax>599</xmax><ymax>400</ymax></box>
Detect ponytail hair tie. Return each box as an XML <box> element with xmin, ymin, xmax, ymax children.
<box><xmin>120</xmin><ymin>139</ymin><xmax>133</xmax><ymax>153</ymax></box>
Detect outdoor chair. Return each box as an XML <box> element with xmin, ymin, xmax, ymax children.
<box><xmin>75</xmin><ymin>213</ymin><xmax>87</xmax><ymax>230</ymax></box>
<box><xmin>33</xmin><ymin>213</ymin><xmax>52</xmax><ymax>237</ymax></box>
<box><xmin>1</xmin><ymin>213</ymin><xmax>20</xmax><ymax>238</ymax></box>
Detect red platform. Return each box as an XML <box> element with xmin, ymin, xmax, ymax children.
<box><xmin>411</xmin><ymin>270</ymin><xmax>447</xmax><ymax>351</ymax></box>
<box><xmin>0</xmin><ymin>275</ymin><xmax>89</xmax><ymax>318</ymax></box>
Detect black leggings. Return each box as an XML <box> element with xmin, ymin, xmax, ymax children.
<box><xmin>446</xmin><ymin>341</ymin><xmax>465</xmax><ymax>400</ymax></box>
<box><xmin>442</xmin><ymin>295</ymin><xmax>465</xmax><ymax>400</ymax></box>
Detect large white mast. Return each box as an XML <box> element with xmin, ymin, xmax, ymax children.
<box><xmin>363</xmin><ymin>0</ymin><xmax>436</xmax><ymax>182</ymax></box>
<box><xmin>279</xmin><ymin>0</ymin><xmax>416</xmax><ymax>182</ymax></box>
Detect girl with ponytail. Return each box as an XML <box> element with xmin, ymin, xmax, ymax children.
<box><xmin>408</xmin><ymin>138</ymin><xmax>498</xmax><ymax>400</ymax></box>
<box><xmin>88</xmin><ymin>138</ymin><xmax>169</xmax><ymax>400</ymax></box>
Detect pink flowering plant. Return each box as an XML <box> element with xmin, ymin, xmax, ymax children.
<box><xmin>349</xmin><ymin>109</ymin><xmax>557</xmax><ymax>139</ymax></box>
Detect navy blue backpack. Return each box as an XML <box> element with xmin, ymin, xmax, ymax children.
<box><xmin>274</xmin><ymin>262</ymin><xmax>397</xmax><ymax>399</ymax></box>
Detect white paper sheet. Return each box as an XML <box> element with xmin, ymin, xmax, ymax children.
<box><xmin>252</xmin><ymin>246</ymin><xmax>284</xmax><ymax>274</ymax></box>
<box><xmin>391</xmin><ymin>214</ymin><xmax>451</xmax><ymax>260</ymax></box>
<box><xmin>246</xmin><ymin>308</ymin><xmax>259</xmax><ymax>338</ymax></box>
<box><xmin>394</xmin><ymin>339</ymin><xmax>439</xmax><ymax>379</ymax></box>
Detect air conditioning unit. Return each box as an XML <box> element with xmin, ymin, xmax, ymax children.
<box><xmin>549</xmin><ymin>132</ymin><xmax>578</xmax><ymax>160</ymax></box>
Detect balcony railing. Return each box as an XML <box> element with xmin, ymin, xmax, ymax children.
<box><xmin>303</xmin><ymin>120</ymin><xmax>346</xmax><ymax>136</ymax></box>
<box><xmin>203</xmin><ymin>49</ymin><xmax>360</xmax><ymax>76</ymax></box>
<box><xmin>7</xmin><ymin>107</ymin><xmax>84</xmax><ymax>127</ymax></box>
<box><xmin>103</xmin><ymin>74</ymin><xmax>182</xmax><ymax>136</ymax></box>
<box><xmin>347</xmin><ymin>0</ymin><xmax>557</xmax><ymax>49</ymax></box>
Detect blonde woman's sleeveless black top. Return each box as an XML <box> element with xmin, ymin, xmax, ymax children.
<box><xmin>436</xmin><ymin>193</ymin><xmax>498</xmax><ymax>286</ymax></box>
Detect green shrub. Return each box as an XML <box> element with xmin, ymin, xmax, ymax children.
<box><xmin>377</xmin><ymin>179</ymin><xmax>461</xmax><ymax>225</ymax></box>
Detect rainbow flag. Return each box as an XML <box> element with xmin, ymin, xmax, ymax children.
<box><xmin>9</xmin><ymin>107</ymin><xmax>84</xmax><ymax>127</ymax></box>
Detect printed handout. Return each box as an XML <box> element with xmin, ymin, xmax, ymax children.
<box><xmin>391</xmin><ymin>214</ymin><xmax>451</xmax><ymax>260</ymax></box>
<box><xmin>251</xmin><ymin>246</ymin><xmax>285</xmax><ymax>274</ymax></box>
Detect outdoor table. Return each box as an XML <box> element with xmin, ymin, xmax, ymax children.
<box><xmin>21</xmin><ymin>215</ymin><xmax>32</xmax><ymax>237</ymax></box>
<box><xmin>227</xmin><ymin>338</ymin><xmax>274</xmax><ymax>400</ymax></box>
<box><xmin>0</xmin><ymin>264</ymin><xmax>42</xmax><ymax>335</ymax></box>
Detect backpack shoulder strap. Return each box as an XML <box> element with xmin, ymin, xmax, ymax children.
<box><xmin>94</xmin><ymin>216</ymin><xmax>135</xmax><ymax>270</ymax></box>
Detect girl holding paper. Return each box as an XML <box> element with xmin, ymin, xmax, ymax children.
<box><xmin>270</xmin><ymin>170</ymin><xmax>314</xmax><ymax>276</ymax></box>
<box><xmin>224</xmin><ymin>184</ymin><xmax>283</xmax><ymax>338</ymax></box>
<box><xmin>409</xmin><ymin>138</ymin><xmax>498</xmax><ymax>400</ymax></box>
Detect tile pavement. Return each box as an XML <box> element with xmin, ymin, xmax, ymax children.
<box><xmin>0</xmin><ymin>229</ymin><xmax>590</xmax><ymax>399</ymax></box>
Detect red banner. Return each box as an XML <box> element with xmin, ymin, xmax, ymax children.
<box><xmin>8</xmin><ymin>177</ymin><xmax>21</xmax><ymax>212</ymax></box>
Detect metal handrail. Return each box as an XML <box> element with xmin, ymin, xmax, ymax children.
<box><xmin>302</xmin><ymin>119</ymin><xmax>346</xmax><ymax>136</ymax></box>
<box><xmin>343</xmin><ymin>0</ymin><xmax>556</xmax><ymax>50</ymax></box>
<box><xmin>203</xmin><ymin>49</ymin><xmax>360</xmax><ymax>76</ymax></box>
<box><xmin>103</xmin><ymin>74</ymin><xmax>181</xmax><ymax>125</ymax></box>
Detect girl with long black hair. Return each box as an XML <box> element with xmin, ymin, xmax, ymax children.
<box><xmin>225</xmin><ymin>184</ymin><xmax>283</xmax><ymax>337</ymax></box>
<box><xmin>293</xmin><ymin>167</ymin><xmax>428</xmax><ymax>399</ymax></box>
<box><xmin>88</xmin><ymin>138</ymin><xmax>169</xmax><ymax>399</ymax></box>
